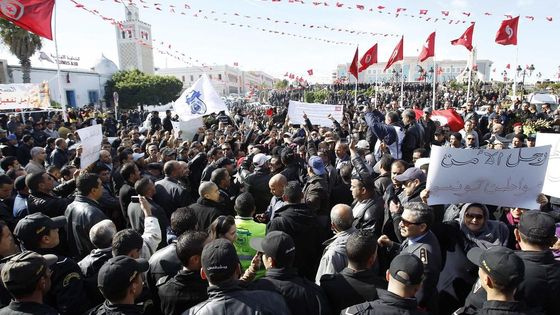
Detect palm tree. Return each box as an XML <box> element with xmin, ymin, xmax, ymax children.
<box><xmin>0</xmin><ymin>20</ymin><xmax>42</xmax><ymax>83</ymax></box>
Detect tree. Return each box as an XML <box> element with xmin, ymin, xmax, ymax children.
<box><xmin>0</xmin><ymin>20</ymin><xmax>42</xmax><ymax>83</ymax></box>
<box><xmin>104</xmin><ymin>70</ymin><xmax>182</xmax><ymax>109</ymax></box>
<box><xmin>274</xmin><ymin>79</ymin><xmax>289</xmax><ymax>90</ymax></box>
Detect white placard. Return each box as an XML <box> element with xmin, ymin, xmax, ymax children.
<box><xmin>536</xmin><ymin>133</ymin><xmax>560</xmax><ymax>198</ymax></box>
<box><xmin>426</xmin><ymin>146</ymin><xmax>551</xmax><ymax>209</ymax></box>
<box><xmin>76</xmin><ymin>125</ymin><xmax>103</xmax><ymax>169</ymax></box>
<box><xmin>172</xmin><ymin>117</ymin><xmax>204</xmax><ymax>142</ymax></box>
<box><xmin>287</xmin><ymin>100</ymin><xmax>344</xmax><ymax>127</ymax></box>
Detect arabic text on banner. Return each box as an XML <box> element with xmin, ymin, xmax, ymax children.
<box><xmin>0</xmin><ymin>83</ymin><xmax>51</xmax><ymax>109</ymax></box>
<box><xmin>76</xmin><ymin>125</ymin><xmax>103</xmax><ymax>169</ymax></box>
<box><xmin>426</xmin><ymin>145</ymin><xmax>551</xmax><ymax>209</ymax></box>
<box><xmin>536</xmin><ymin>133</ymin><xmax>560</xmax><ymax>198</ymax></box>
<box><xmin>287</xmin><ymin>100</ymin><xmax>344</xmax><ymax>127</ymax></box>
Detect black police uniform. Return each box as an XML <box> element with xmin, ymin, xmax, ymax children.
<box><xmin>342</xmin><ymin>289</ymin><xmax>427</xmax><ymax>315</ymax></box>
<box><xmin>0</xmin><ymin>301</ymin><xmax>59</xmax><ymax>315</ymax></box>
<box><xmin>156</xmin><ymin>269</ymin><xmax>208</xmax><ymax>315</ymax></box>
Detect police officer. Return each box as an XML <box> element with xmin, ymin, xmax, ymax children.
<box><xmin>13</xmin><ymin>213</ymin><xmax>91</xmax><ymax>315</ymax></box>
<box><xmin>342</xmin><ymin>253</ymin><xmax>427</xmax><ymax>314</ymax></box>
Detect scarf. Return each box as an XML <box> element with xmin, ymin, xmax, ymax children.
<box><xmin>458</xmin><ymin>203</ymin><xmax>509</xmax><ymax>251</ymax></box>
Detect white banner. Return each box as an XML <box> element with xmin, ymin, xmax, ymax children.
<box><xmin>174</xmin><ymin>74</ymin><xmax>228</xmax><ymax>121</ymax></box>
<box><xmin>426</xmin><ymin>146</ymin><xmax>551</xmax><ymax>209</ymax></box>
<box><xmin>536</xmin><ymin>133</ymin><xmax>560</xmax><ymax>198</ymax></box>
<box><xmin>76</xmin><ymin>125</ymin><xmax>103</xmax><ymax>169</ymax></box>
<box><xmin>0</xmin><ymin>83</ymin><xmax>51</xmax><ymax>109</ymax></box>
<box><xmin>287</xmin><ymin>100</ymin><xmax>344</xmax><ymax>127</ymax></box>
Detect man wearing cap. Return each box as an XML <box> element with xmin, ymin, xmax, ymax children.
<box><xmin>14</xmin><ymin>213</ymin><xmax>90</xmax><ymax>314</ymax></box>
<box><xmin>186</xmin><ymin>239</ymin><xmax>290</xmax><ymax>315</ymax></box>
<box><xmin>0</xmin><ymin>251</ymin><xmax>58</xmax><ymax>314</ymax></box>
<box><xmin>377</xmin><ymin>202</ymin><xmax>442</xmax><ymax>314</ymax></box>
<box><xmin>462</xmin><ymin>211</ymin><xmax>560</xmax><ymax>315</ymax></box>
<box><xmin>462</xmin><ymin>246</ymin><xmax>528</xmax><ymax>315</ymax></box>
<box><xmin>342</xmin><ymin>253</ymin><xmax>427</xmax><ymax>315</ymax></box>
<box><xmin>154</xmin><ymin>161</ymin><xmax>191</xmax><ymax>218</ymax></box>
<box><xmin>394</xmin><ymin>167</ymin><xmax>427</xmax><ymax>204</ymax></box>
<box><xmin>267</xmin><ymin>181</ymin><xmax>325</xmax><ymax>281</ymax></box>
<box><xmin>506</xmin><ymin>122</ymin><xmax>525</xmax><ymax>141</ymax></box>
<box><xmin>87</xmin><ymin>256</ymin><xmax>148</xmax><ymax>315</ymax></box>
<box><xmin>244</xmin><ymin>153</ymin><xmax>273</xmax><ymax>214</ymax></box>
<box><xmin>303</xmin><ymin>155</ymin><xmax>330</xmax><ymax>219</ymax></box>
<box><xmin>249</xmin><ymin>230</ymin><xmax>331</xmax><ymax>315</ymax></box>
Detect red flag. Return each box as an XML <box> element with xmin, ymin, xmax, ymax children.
<box><xmin>307</xmin><ymin>69</ymin><xmax>313</xmax><ymax>75</ymax></box>
<box><xmin>451</xmin><ymin>23</ymin><xmax>475</xmax><ymax>51</ymax></box>
<box><xmin>234</xmin><ymin>62</ymin><xmax>239</xmax><ymax>66</ymax></box>
<box><xmin>356</xmin><ymin>5</ymin><xmax>364</xmax><ymax>10</ymax></box>
<box><xmin>495</xmin><ymin>16</ymin><xmax>519</xmax><ymax>46</ymax></box>
<box><xmin>384</xmin><ymin>36</ymin><xmax>403</xmax><ymax>71</ymax></box>
<box><xmin>348</xmin><ymin>47</ymin><xmax>359</xmax><ymax>79</ymax></box>
<box><xmin>506</xmin><ymin>64</ymin><xmax>511</xmax><ymax>69</ymax></box>
<box><xmin>413</xmin><ymin>109</ymin><xmax>464</xmax><ymax>132</ymax></box>
<box><xmin>441</xmin><ymin>11</ymin><xmax>449</xmax><ymax>16</ymax></box>
<box><xmin>359</xmin><ymin>43</ymin><xmax>377</xmax><ymax>72</ymax></box>
<box><xmin>0</xmin><ymin>0</ymin><xmax>55</xmax><ymax>40</ymax></box>
<box><xmin>419</xmin><ymin>9</ymin><xmax>428</xmax><ymax>15</ymax></box>
<box><xmin>266</xmin><ymin>108</ymin><xmax>274</xmax><ymax>116</ymax></box>
<box><xmin>419</xmin><ymin>32</ymin><xmax>435</xmax><ymax>62</ymax></box>
<box><xmin>546</xmin><ymin>17</ymin><xmax>553</xmax><ymax>21</ymax></box>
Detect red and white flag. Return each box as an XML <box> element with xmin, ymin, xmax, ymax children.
<box><xmin>419</xmin><ymin>32</ymin><xmax>435</xmax><ymax>62</ymax></box>
<box><xmin>233</xmin><ymin>62</ymin><xmax>239</xmax><ymax>66</ymax></box>
<box><xmin>349</xmin><ymin>47</ymin><xmax>359</xmax><ymax>79</ymax></box>
<box><xmin>414</xmin><ymin>109</ymin><xmax>464</xmax><ymax>132</ymax></box>
<box><xmin>419</xmin><ymin>9</ymin><xmax>428</xmax><ymax>15</ymax></box>
<box><xmin>451</xmin><ymin>23</ymin><xmax>475</xmax><ymax>51</ymax></box>
<box><xmin>506</xmin><ymin>64</ymin><xmax>511</xmax><ymax>69</ymax></box>
<box><xmin>384</xmin><ymin>36</ymin><xmax>403</xmax><ymax>71</ymax></box>
<box><xmin>495</xmin><ymin>16</ymin><xmax>519</xmax><ymax>46</ymax></box>
<box><xmin>359</xmin><ymin>43</ymin><xmax>377</xmax><ymax>72</ymax></box>
<box><xmin>0</xmin><ymin>0</ymin><xmax>55</xmax><ymax>39</ymax></box>
<box><xmin>307</xmin><ymin>69</ymin><xmax>313</xmax><ymax>75</ymax></box>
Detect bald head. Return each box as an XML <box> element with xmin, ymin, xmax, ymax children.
<box><xmin>269</xmin><ymin>174</ymin><xmax>287</xmax><ymax>197</ymax></box>
<box><xmin>89</xmin><ymin>219</ymin><xmax>117</xmax><ymax>249</ymax></box>
<box><xmin>330</xmin><ymin>204</ymin><xmax>354</xmax><ymax>232</ymax></box>
<box><xmin>99</xmin><ymin>150</ymin><xmax>112</xmax><ymax>164</ymax></box>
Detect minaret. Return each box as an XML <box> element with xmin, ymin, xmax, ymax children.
<box><xmin>115</xmin><ymin>4</ymin><xmax>154</xmax><ymax>74</ymax></box>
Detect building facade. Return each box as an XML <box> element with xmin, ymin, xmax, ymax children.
<box><xmin>156</xmin><ymin>65</ymin><xmax>277</xmax><ymax>96</ymax></box>
<box><xmin>115</xmin><ymin>4</ymin><xmax>154</xmax><ymax>74</ymax></box>
<box><xmin>334</xmin><ymin>56</ymin><xmax>493</xmax><ymax>84</ymax></box>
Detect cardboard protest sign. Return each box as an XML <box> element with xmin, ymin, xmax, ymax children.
<box><xmin>536</xmin><ymin>133</ymin><xmax>560</xmax><ymax>198</ymax></box>
<box><xmin>287</xmin><ymin>100</ymin><xmax>343</xmax><ymax>127</ymax></box>
<box><xmin>426</xmin><ymin>145</ymin><xmax>551</xmax><ymax>209</ymax></box>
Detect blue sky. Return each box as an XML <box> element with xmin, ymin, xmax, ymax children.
<box><xmin>1</xmin><ymin>0</ymin><xmax>559</xmax><ymax>83</ymax></box>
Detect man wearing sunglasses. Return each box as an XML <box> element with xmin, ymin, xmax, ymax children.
<box><xmin>378</xmin><ymin>202</ymin><xmax>442</xmax><ymax>314</ymax></box>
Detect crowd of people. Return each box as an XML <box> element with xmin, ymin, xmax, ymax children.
<box><xmin>0</xmin><ymin>83</ymin><xmax>558</xmax><ymax>315</ymax></box>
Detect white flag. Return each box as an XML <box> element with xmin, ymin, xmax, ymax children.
<box><xmin>174</xmin><ymin>74</ymin><xmax>228</xmax><ymax>120</ymax></box>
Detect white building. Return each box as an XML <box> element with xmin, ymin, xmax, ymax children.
<box><xmin>0</xmin><ymin>55</ymin><xmax>118</xmax><ymax>108</ymax></box>
<box><xmin>156</xmin><ymin>65</ymin><xmax>277</xmax><ymax>96</ymax></box>
<box><xmin>334</xmin><ymin>56</ymin><xmax>493</xmax><ymax>84</ymax></box>
<box><xmin>115</xmin><ymin>4</ymin><xmax>154</xmax><ymax>74</ymax></box>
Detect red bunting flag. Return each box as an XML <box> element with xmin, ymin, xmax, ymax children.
<box><xmin>348</xmin><ymin>47</ymin><xmax>359</xmax><ymax>79</ymax></box>
<box><xmin>356</xmin><ymin>4</ymin><xmax>364</xmax><ymax>10</ymax></box>
<box><xmin>385</xmin><ymin>36</ymin><xmax>403</xmax><ymax>71</ymax></box>
<box><xmin>495</xmin><ymin>16</ymin><xmax>519</xmax><ymax>45</ymax></box>
<box><xmin>546</xmin><ymin>17</ymin><xmax>553</xmax><ymax>21</ymax></box>
<box><xmin>506</xmin><ymin>64</ymin><xmax>511</xmax><ymax>69</ymax></box>
<box><xmin>307</xmin><ymin>69</ymin><xmax>313</xmax><ymax>75</ymax></box>
<box><xmin>336</xmin><ymin>2</ymin><xmax>343</xmax><ymax>8</ymax></box>
<box><xmin>462</xmin><ymin>12</ymin><xmax>471</xmax><ymax>17</ymax></box>
<box><xmin>359</xmin><ymin>43</ymin><xmax>378</xmax><ymax>72</ymax></box>
<box><xmin>234</xmin><ymin>62</ymin><xmax>239</xmax><ymax>66</ymax></box>
<box><xmin>0</xmin><ymin>0</ymin><xmax>55</xmax><ymax>40</ymax></box>
<box><xmin>484</xmin><ymin>12</ymin><xmax>492</xmax><ymax>16</ymax></box>
<box><xmin>419</xmin><ymin>9</ymin><xmax>428</xmax><ymax>15</ymax></box>
<box><xmin>525</xmin><ymin>16</ymin><xmax>534</xmax><ymax>21</ymax></box>
<box><xmin>419</xmin><ymin>32</ymin><xmax>435</xmax><ymax>62</ymax></box>
<box><xmin>451</xmin><ymin>23</ymin><xmax>475</xmax><ymax>51</ymax></box>
<box><xmin>441</xmin><ymin>11</ymin><xmax>449</xmax><ymax>16</ymax></box>
<box><xmin>377</xmin><ymin>6</ymin><xmax>385</xmax><ymax>10</ymax></box>
<box><xmin>396</xmin><ymin>8</ymin><xmax>406</xmax><ymax>13</ymax></box>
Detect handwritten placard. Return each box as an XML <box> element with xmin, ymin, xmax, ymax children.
<box><xmin>76</xmin><ymin>125</ymin><xmax>103</xmax><ymax>169</ymax></box>
<box><xmin>536</xmin><ymin>133</ymin><xmax>560</xmax><ymax>198</ymax></box>
<box><xmin>287</xmin><ymin>100</ymin><xmax>344</xmax><ymax>127</ymax></box>
<box><xmin>426</xmin><ymin>145</ymin><xmax>551</xmax><ymax>209</ymax></box>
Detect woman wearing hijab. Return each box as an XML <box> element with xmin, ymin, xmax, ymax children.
<box><xmin>437</xmin><ymin>203</ymin><xmax>509</xmax><ymax>314</ymax></box>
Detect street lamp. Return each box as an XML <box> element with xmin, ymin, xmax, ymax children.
<box><xmin>516</xmin><ymin>64</ymin><xmax>535</xmax><ymax>97</ymax></box>
<box><xmin>501</xmin><ymin>70</ymin><xmax>508</xmax><ymax>82</ymax></box>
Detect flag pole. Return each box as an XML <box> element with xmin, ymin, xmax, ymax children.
<box><xmin>512</xmin><ymin>46</ymin><xmax>519</xmax><ymax>101</ymax></box>
<box><xmin>374</xmin><ymin>70</ymin><xmax>378</xmax><ymax>108</ymax></box>
<box><xmin>354</xmin><ymin>46</ymin><xmax>358</xmax><ymax>107</ymax></box>
<box><xmin>466</xmin><ymin>50</ymin><xmax>473</xmax><ymax>102</ymax></box>
<box><xmin>400</xmin><ymin>60</ymin><xmax>404</xmax><ymax>108</ymax></box>
<box><xmin>432</xmin><ymin>57</ymin><xmax>436</xmax><ymax>108</ymax></box>
<box><xmin>53</xmin><ymin>1</ymin><xmax>67</xmax><ymax>122</ymax></box>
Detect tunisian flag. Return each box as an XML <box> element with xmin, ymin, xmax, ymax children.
<box><xmin>359</xmin><ymin>43</ymin><xmax>378</xmax><ymax>72</ymax></box>
<box><xmin>0</xmin><ymin>0</ymin><xmax>55</xmax><ymax>40</ymax></box>
<box><xmin>414</xmin><ymin>109</ymin><xmax>464</xmax><ymax>132</ymax></box>
<box><xmin>495</xmin><ymin>16</ymin><xmax>519</xmax><ymax>45</ymax></box>
<box><xmin>384</xmin><ymin>36</ymin><xmax>403</xmax><ymax>71</ymax></box>
<box><xmin>451</xmin><ymin>23</ymin><xmax>475</xmax><ymax>51</ymax></box>
<box><xmin>348</xmin><ymin>47</ymin><xmax>359</xmax><ymax>79</ymax></box>
<box><xmin>419</xmin><ymin>32</ymin><xmax>435</xmax><ymax>62</ymax></box>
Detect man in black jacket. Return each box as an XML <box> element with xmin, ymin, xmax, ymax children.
<box><xmin>350</xmin><ymin>172</ymin><xmax>385</xmax><ymax>234</ymax></box>
<box><xmin>250</xmin><ymin>230</ymin><xmax>330</xmax><ymax>315</ymax></box>
<box><xmin>157</xmin><ymin>231</ymin><xmax>209</xmax><ymax>315</ymax></box>
<box><xmin>342</xmin><ymin>253</ymin><xmax>427</xmax><ymax>315</ymax></box>
<box><xmin>320</xmin><ymin>230</ymin><xmax>387</xmax><ymax>314</ymax></box>
<box><xmin>401</xmin><ymin>109</ymin><xmax>425</xmax><ymax>164</ymax></box>
<box><xmin>267</xmin><ymin>181</ymin><xmax>325</xmax><ymax>281</ymax></box>
<box><xmin>26</xmin><ymin>171</ymin><xmax>74</xmax><ymax>218</ymax></box>
<box><xmin>119</xmin><ymin>162</ymin><xmax>141</xmax><ymax>228</ymax></box>
<box><xmin>50</xmin><ymin>138</ymin><xmax>68</xmax><ymax>169</ymax></box>
<box><xmin>154</xmin><ymin>161</ymin><xmax>191</xmax><ymax>218</ymax></box>
<box><xmin>65</xmin><ymin>173</ymin><xmax>108</xmax><ymax>259</ymax></box>
<box><xmin>129</xmin><ymin>178</ymin><xmax>169</xmax><ymax>250</ymax></box>
<box><xmin>244</xmin><ymin>153</ymin><xmax>273</xmax><ymax>214</ymax></box>
<box><xmin>190</xmin><ymin>182</ymin><xmax>222</xmax><ymax>231</ymax></box>
<box><xmin>186</xmin><ymin>239</ymin><xmax>289</xmax><ymax>315</ymax></box>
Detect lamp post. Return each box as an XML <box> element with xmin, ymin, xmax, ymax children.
<box><xmin>516</xmin><ymin>64</ymin><xmax>535</xmax><ymax>98</ymax></box>
<box><xmin>501</xmin><ymin>70</ymin><xmax>508</xmax><ymax>82</ymax></box>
